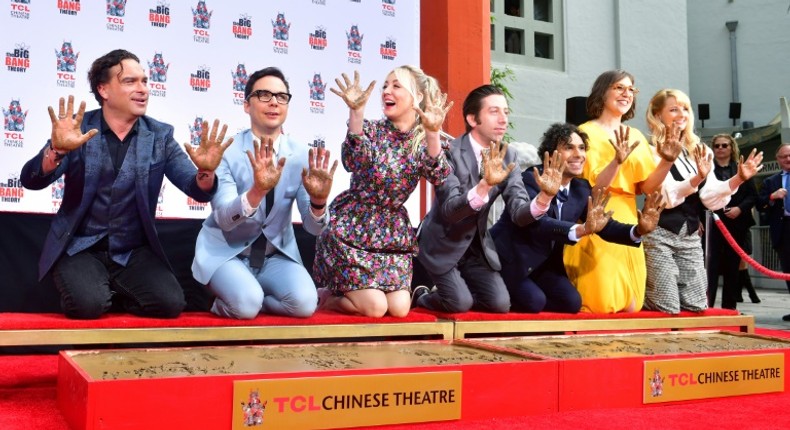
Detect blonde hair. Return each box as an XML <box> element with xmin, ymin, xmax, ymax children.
<box><xmin>710</xmin><ymin>133</ymin><xmax>740</xmax><ymax>163</ymax></box>
<box><xmin>646</xmin><ymin>89</ymin><xmax>699</xmax><ymax>155</ymax></box>
<box><xmin>390</xmin><ymin>65</ymin><xmax>443</xmax><ymax>154</ymax></box>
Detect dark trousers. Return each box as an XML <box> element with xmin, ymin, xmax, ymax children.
<box><xmin>501</xmin><ymin>257</ymin><xmax>581</xmax><ymax>314</ymax></box>
<box><xmin>778</xmin><ymin>218</ymin><xmax>790</xmax><ymax>293</ymax></box>
<box><xmin>420</xmin><ymin>243</ymin><xmax>510</xmax><ymax>314</ymax></box>
<box><xmin>52</xmin><ymin>245</ymin><xmax>185</xmax><ymax>319</ymax></box>
<box><xmin>706</xmin><ymin>225</ymin><xmax>745</xmax><ymax>309</ymax></box>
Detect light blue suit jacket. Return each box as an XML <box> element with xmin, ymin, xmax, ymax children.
<box><xmin>191</xmin><ymin>130</ymin><xmax>327</xmax><ymax>284</ymax></box>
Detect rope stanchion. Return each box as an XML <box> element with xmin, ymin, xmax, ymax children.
<box><xmin>712</xmin><ymin>213</ymin><xmax>790</xmax><ymax>280</ymax></box>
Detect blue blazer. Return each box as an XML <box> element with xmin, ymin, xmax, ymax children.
<box><xmin>20</xmin><ymin>109</ymin><xmax>212</xmax><ymax>280</ymax></box>
<box><xmin>191</xmin><ymin>131</ymin><xmax>328</xmax><ymax>284</ymax></box>
<box><xmin>491</xmin><ymin>166</ymin><xmax>638</xmax><ymax>281</ymax></box>
<box><xmin>757</xmin><ymin>172</ymin><xmax>786</xmax><ymax>249</ymax></box>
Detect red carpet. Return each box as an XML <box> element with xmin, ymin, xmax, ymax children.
<box><xmin>423</xmin><ymin>307</ymin><xmax>740</xmax><ymax>321</ymax></box>
<box><xmin>1</xmin><ymin>328</ymin><xmax>788</xmax><ymax>430</ymax></box>
<box><xmin>0</xmin><ymin>309</ymin><xmax>439</xmax><ymax>330</ymax></box>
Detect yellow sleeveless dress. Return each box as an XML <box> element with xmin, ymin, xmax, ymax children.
<box><xmin>563</xmin><ymin>121</ymin><xmax>656</xmax><ymax>313</ymax></box>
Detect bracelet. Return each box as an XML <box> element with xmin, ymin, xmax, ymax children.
<box><xmin>310</xmin><ymin>201</ymin><xmax>326</xmax><ymax>210</ymax></box>
<box><xmin>48</xmin><ymin>142</ymin><xmax>67</xmax><ymax>161</ymax></box>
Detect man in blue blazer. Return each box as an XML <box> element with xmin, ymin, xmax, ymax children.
<box><xmin>757</xmin><ymin>142</ymin><xmax>790</xmax><ymax>321</ymax></box>
<box><xmin>20</xmin><ymin>49</ymin><xmax>232</xmax><ymax>319</ymax></box>
<box><xmin>490</xmin><ymin>123</ymin><xmax>663</xmax><ymax>313</ymax></box>
<box><xmin>192</xmin><ymin>67</ymin><xmax>337</xmax><ymax>319</ymax></box>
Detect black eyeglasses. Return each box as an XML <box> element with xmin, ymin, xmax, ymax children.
<box><xmin>713</xmin><ymin>143</ymin><xmax>730</xmax><ymax>149</ymax></box>
<box><xmin>247</xmin><ymin>89</ymin><xmax>292</xmax><ymax>104</ymax></box>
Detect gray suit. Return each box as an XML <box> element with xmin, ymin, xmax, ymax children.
<box><xmin>417</xmin><ymin>133</ymin><xmax>535</xmax><ymax>313</ymax></box>
<box><xmin>192</xmin><ymin>130</ymin><xmax>327</xmax><ymax>318</ymax></box>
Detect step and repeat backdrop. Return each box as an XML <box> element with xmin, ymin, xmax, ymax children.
<box><xmin>1</xmin><ymin>0</ymin><xmax>419</xmax><ymax>221</ymax></box>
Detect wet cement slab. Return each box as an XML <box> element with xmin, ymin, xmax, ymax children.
<box><xmin>474</xmin><ymin>331</ymin><xmax>790</xmax><ymax>359</ymax></box>
<box><xmin>65</xmin><ymin>341</ymin><xmax>535</xmax><ymax>381</ymax></box>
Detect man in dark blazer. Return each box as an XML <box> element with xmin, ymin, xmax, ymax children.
<box><xmin>20</xmin><ymin>49</ymin><xmax>232</xmax><ymax>319</ymax></box>
<box><xmin>757</xmin><ymin>142</ymin><xmax>790</xmax><ymax>321</ymax></box>
<box><xmin>414</xmin><ymin>85</ymin><xmax>542</xmax><ymax>313</ymax></box>
<box><xmin>489</xmin><ymin>122</ymin><xmax>662</xmax><ymax>313</ymax></box>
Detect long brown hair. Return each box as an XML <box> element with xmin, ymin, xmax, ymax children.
<box><xmin>586</xmin><ymin>69</ymin><xmax>637</xmax><ymax>121</ymax></box>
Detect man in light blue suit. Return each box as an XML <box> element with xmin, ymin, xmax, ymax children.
<box><xmin>20</xmin><ymin>49</ymin><xmax>232</xmax><ymax>319</ymax></box>
<box><xmin>192</xmin><ymin>67</ymin><xmax>337</xmax><ymax>319</ymax></box>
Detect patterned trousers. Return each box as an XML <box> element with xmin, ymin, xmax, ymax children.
<box><xmin>643</xmin><ymin>224</ymin><xmax>708</xmax><ymax>314</ymax></box>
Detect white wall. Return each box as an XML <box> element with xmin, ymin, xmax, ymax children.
<box><xmin>687</xmin><ymin>0</ymin><xmax>790</xmax><ymax>129</ymax></box>
<box><xmin>497</xmin><ymin>0</ymin><xmax>689</xmax><ymax>146</ymax></box>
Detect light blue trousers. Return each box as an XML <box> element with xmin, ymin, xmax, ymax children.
<box><xmin>207</xmin><ymin>253</ymin><xmax>317</xmax><ymax>319</ymax></box>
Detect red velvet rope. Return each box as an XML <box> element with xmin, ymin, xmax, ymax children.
<box><xmin>712</xmin><ymin>213</ymin><xmax>790</xmax><ymax>280</ymax></box>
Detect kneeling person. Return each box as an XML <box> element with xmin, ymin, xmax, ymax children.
<box><xmin>490</xmin><ymin>122</ymin><xmax>663</xmax><ymax>313</ymax></box>
<box><xmin>192</xmin><ymin>67</ymin><xmax>337</xmax><ymax>319</ymax></box>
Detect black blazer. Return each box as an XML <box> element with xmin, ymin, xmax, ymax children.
<box><xmin>757</xmin><ymin>172</ymin><xmax>787</xmax><ymax>249</ymax></box>
<box><xmin>491</xmin><ymin>165</ymin><xmax>638</xmax><ymax>281</ymax></box>
<box><xmin>712</xmin><ymin>161</ymin><xmax>756</xmax><ymax>232</ymax></box>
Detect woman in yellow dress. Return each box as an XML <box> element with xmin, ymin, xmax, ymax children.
<box><xmin>563</xmin><ymin>70</ymin><xmax>680</xmax><ymax>313</ymax></box>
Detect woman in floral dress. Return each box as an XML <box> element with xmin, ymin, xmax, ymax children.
<box><xmin>313</xmin><ymin>66</ymin><xmax>453</xmax><ymax>317</ymax></box>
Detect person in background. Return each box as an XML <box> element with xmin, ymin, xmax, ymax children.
<box><xmin>414</xmin><ymin>85</ymin><xmax>540</xmax><ymax>314</ymax></box>
<box><xmin>642</xmin><ymin>89</ymin><xmax>763</xmax><ymax>314</ymax></box>
<box><xmin>563</xmin><ymin>70</ymin><xmax>682</xmax><ymax>313</ymax></box>
<box><xmin>705</xmin><ymin>133</ymin><xmax>759</xmax><ymax>309</ymax></box>
<box><xmin>20</xmin><ymin>49</ymin><xmax>232</xmax><ymax>319</ymax></box>
<box><xmin>313</xmin><ymin>67</ymin><xmax>453</xmax><ymax>318</ymax></box>
<box><xmin>491</xmin><ymin>122</ymin><xmax>664</xmax><ymax>313</ymax></box>
<box><xmin>757</xmin><ymin>142</ymin><xmax>790</xmax><ymax>321</ymax></box>
<box><xmin>192</xmin><ymin>67</ymin><xmax>337</xmax><ymax>319</ymax></box>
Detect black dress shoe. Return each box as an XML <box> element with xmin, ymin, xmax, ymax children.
<box><xmin>749</xmin><ymin>295</ymin><xmax>761</xmax><ymax>304</ymax></box>
<box><xmin>783</xmin><ymin>314</ymin><xmax>790</xmax><ymax>322</ymax></box>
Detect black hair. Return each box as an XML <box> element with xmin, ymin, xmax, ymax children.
<box><xmin>537</xmin><ymin>122</ymin><xmax>589</xmax><ymax>157</ymax></box>
<box><xmin>244</xmin><ymin>67</ymin><xmax>289</xmax><ymax>99</ymax></box>
<box><xmin>462</xmin><ymin>84</ymin><xmax>505</xmax><ymax>133</ymax></box>
<box><xmin>87</xmin><ymin>49</ymin><xmax>140</xmax><ymax>105</ymax></box>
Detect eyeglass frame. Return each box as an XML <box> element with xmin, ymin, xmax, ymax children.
<box><xmin>610</xmin><ymin>84</ymin><xmax>639</xmax><ymax>95</ymax></box>
<box><xmin>246</xmin><ymin>89</ymin><xmax>292</xmax><ymax>104</ymax></box>
<box><xmin>712</xmin><ymin>143</ymin><xmax>730</xmax><ymax>149</ymax></box>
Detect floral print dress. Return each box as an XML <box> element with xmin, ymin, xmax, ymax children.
<box><xmin>313</xmin><ymin>119</ymin><xmax>451</xmax><ymax>293</ymax></box>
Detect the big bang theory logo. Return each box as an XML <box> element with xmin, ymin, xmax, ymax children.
<box><xmin>232</xmin><ymin>14</ymin><xmax>252</xmax><ymax>40</ymax></box>
<box><xmin>0</xmin><ymin>174</ymin><xmax>24</xmax><ymax>204</ymax></box>
<box><xmin>6</xmin><ymin>43</ymin><xmax>30</xmax><ymax>73</ymax></box>
<box><xmin>57</xmin><ymin>0</ymin><xmax>81</xmax><ymax>16</ymax></box>
<box><xmin>308</xmin><ymin>26</ymin><xmax>327</xmax><ymax>51</ymax></box>
<box><xmin>149</xmin><ymin>1</ymin><xmax>171</xmax><ymax>28</ymax></box>
<box><xmin>190</xmin><ymin>66</ymin><xmax>211</xmax><ymax>92</ymax></box>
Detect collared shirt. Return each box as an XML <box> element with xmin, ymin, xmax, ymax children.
<box><xmin>465</xmin><ymin>134</ymin><xmax>548</xmax><ymax>219</ymax></box>
<box><xmin>101</xmin><ymin>116</ymin><xmax>139</xmax><ymax>174</ymax></box>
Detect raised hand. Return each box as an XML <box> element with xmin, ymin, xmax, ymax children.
<box><xmin>636</xmin><ymin>191</ymin><xmax>665</xmax><ymax>236</ymax></box>
<box><xmin>184</xmin><ymin>119</ymin><xmax>234</xmax><ymax>172</ymax></box>
<box><xmin>656</xmin><ymin>125</ymin><xmax>684</xmax><ymax>162</ymax></box>
<box><xmin>48</xmin><ymin>95</ymin><xmax>98</xmax><ymax>152</ymax></box>
<box><xmin>608</xmin><ymin>125</ymin><xmax>640</xmax><ymax>164</ymax></box>
<box><xmin>693</xmin><ymin>143</ymin><xmax>712</xmax><ymax>180</ymax></box>
<box><xmin>302</xmin><ymin>147</ymin><xmax>339</xmax><ymax>202</ymax></box>
<box><xmin>330</xmin><ymin>70</ymin><xmax>376</xmax><ymax>111</ymax></box>
<box><xmin>532</xmin><ymin>150</ymin><xmax>564</xmax><ymax>197</ymax></box>
<box><xmin>482</xmin><ymin>142</ymin><xmax>516</xmax><ymax>187</ymax></box>
<box><xmin>415</xmin><ymin>90</ymin><xmax>453</xmax><ymax>132</ymax></box>
<box><xmin>737</xmin><ymin>148</ymin><xmax>764</xmax><ymax>181</ymax></box>
<box><xmin>582</xmin><ymin>187</ymin><xmax>613</xmax><ymax>235</ymax></box>
<box><xmin>246</xmin><ymin>136</ymin><xmax>285</xmax><ymax>192</ymax></box>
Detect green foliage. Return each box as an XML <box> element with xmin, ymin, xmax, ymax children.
<box><xmin>490</xmin><ymin>66</ymin><xmax>516</xmax><ymax>142</ymax></box>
